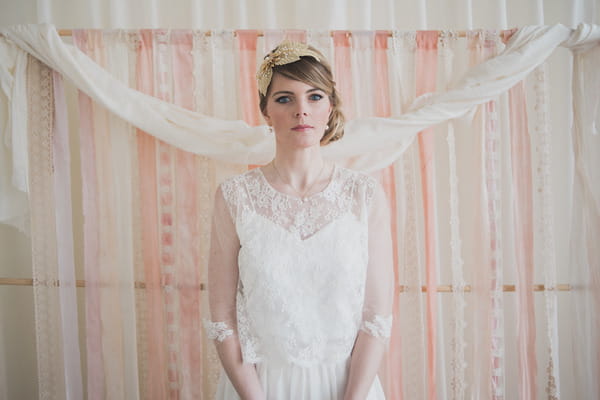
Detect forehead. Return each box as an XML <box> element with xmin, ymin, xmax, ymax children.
<box><xmin>269</xmin><ymin>73</ymin><xmax>320</xmax><ymax>94</ymax></box>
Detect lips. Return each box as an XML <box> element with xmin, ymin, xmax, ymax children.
<box><xmin>292</xmin><ymin>124</ymin><xmax>314</xmax><ymax>131</ymax></box>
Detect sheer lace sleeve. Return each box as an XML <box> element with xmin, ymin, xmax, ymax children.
<box><xmin>360</xmin><ymin>179</ymin><xmax>394</xmax><ymax>341</ymax></box>
<box><xmin>204</xmin><ymin>184</ymin><xmax>240</xmax><ymax>343</ymax></box>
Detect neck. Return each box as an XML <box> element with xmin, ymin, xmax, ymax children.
<box><xmin>272</xmin><ymin>147</ymin><xmax>325</xmax><ymax>189</ymax></box>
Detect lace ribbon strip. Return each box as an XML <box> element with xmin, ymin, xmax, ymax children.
<box><xmin>360</xmin><ymin>315</ymin><xmax>393</xmax><ymax>339</ymax></box>
<box><xmin>203</xmin><ymin>319</ymin><xmax>234</xmax><ymax>342</ymax></box>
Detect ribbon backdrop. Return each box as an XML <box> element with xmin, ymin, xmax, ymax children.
<box><xmin>0</xmin><ymin>25</ymin><xmax>599</xmax><ymax>399</ymax></box>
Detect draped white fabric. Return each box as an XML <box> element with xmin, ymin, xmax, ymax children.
<box><xmin>1</xmin><ymin>23</ymin><xmax>600</xmax><ymax>229</ymax></box>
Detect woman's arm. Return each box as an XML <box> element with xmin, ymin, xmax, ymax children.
<box><xmin>207</xmin><ymin>186</ymin><xmax>265</xmax><ymax>400</ymax></box>
<box><xmin>343</xmin><ymin>181</ymin><xmax>394</xmax><ymax>400</ymax></box>
<box><xmin>343</xmin><ymin>332</ymin><xmax>387</xmax><ymax>400</ymax></box>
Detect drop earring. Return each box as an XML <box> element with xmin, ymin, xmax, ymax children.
<box><xmin>268</xmin><ymin>126</ymin><xmax>273</xmax><ymax>133</ymax></box>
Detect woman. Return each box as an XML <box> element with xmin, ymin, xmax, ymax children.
<box><xmin>204</xmin><ymin>41</ymin><xmax>394</xmax><ymax>400</ymax></box>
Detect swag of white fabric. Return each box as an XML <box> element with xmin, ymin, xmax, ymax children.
<box><xmin>1</xmin><ymin>24</ymin><xmax>600</xmax><ymax>162</ymax></box>
<box><xmin>0</xmin><ymin>23</ymin><xmax>599</xmax><ymax>229</ymax></box>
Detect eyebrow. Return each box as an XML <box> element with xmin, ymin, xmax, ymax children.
<box><xmin>271</xmin><ymin>88</ymin><xmax>324</xmax><ymax>97</ymax></box>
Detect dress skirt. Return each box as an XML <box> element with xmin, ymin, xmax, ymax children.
<box><xmin>215</xmin><ymin>358</ymin><xmax>386</xmax><ymax>400</ymax></box>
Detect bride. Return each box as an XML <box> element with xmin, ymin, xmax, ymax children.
<box><xmin>204</xmin><ymin>41</ymin><xmax>394</xmax><ymax>400</ymax></box>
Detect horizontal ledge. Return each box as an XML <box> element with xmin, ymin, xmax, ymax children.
<box><xmin>56</xmin><ymin>29</ymin><xmax>517</xmax><ymax>40</ymax></box>
<box><xmin>398</xmin><ymin>284</ymin><xmax>572</xmax><ymax>292</ymax></box>
<box><xmin>0</xmin><ymin>277</ymin><xmax>204</xmax><ymax>291</ymax></box>
<box><xmin>0</xmin><ymin>278</ymin><xmax>570</xmax><ymax>292</ymax></box>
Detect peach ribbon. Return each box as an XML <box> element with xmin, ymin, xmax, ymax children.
<box><xmin>237</xmin><ymin>30</ymin><xmax>262</xmax><ymax>127</ymax></box>
<box><xmin>332</xmin><ymin>31</ymin><xmax>354</xmax><ymax>120</ymax></box>
<box><xmin>509</xmin><ymin>82</ymin><xmax>537</xmax><ymax>400</ymax></box>
<box><xmin>171</xmin><ymin>31</ymin><xmax>204</xmax><ymax>399</ymax></box>
<box><xmin>374</xmin><ymin>30</ymin><xmax>403</xmax><ymax>400</ymax></box>
<box><xmin>73</xmin><ymin>30</ymin><xmax>106</xmax><ymax>400</ymax></box>
<box><xmin>137</xmin><ymin>30</ymin><xmax>170</xmax><ymax>399</ymax></box>
<box><xmin>416</xmin><ymin>30</ymin><xmax>439</xmax><ymax>400</ymax></box>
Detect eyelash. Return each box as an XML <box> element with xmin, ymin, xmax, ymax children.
<box><xmin>274</xmin><ymin>93</ymin><xmax>324</xmax><ymax>104</ymax></box>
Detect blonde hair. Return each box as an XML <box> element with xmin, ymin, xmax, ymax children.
<box><xmin>258</xmin><ymin>46</ymin><xmax>344</xmax><ymax>145</ymax></box>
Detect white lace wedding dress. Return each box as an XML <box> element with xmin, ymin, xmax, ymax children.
<box><xmin>205</xmin><ymin>165</ymin><xmax>394</xmax><ymax>400</ymax></box>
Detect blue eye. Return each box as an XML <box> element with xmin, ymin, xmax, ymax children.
<box><xmin>275</xmin><ymin>96</ymin><xmax>291</xmax><ymax>104</ymax></box>
<box><xmin>309</xmin><ymin>94</ymin><xmax>323</xmax><ymax>101</ymax></box>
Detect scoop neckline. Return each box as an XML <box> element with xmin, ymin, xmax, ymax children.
<box><xmin>256</xmin><ymin>163</ymin><xmax>338</xmax><ymax>202</ymax></box>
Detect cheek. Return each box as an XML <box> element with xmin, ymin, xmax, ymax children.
<box><xmin>322</xmin><ymin>99</ymin><xmax>333</xmax><ymax>120</ymax></box>
<box><xmin>263</xmin><ymin>107</ymin><xmax>281</xmax><ymax>125</ymax></box>
<box><xmin>268</xmin><ymin>110</ymin><xmax>286</xmax><ymax>126</ymax></box>
<box><xmin>319</xmin><ymin>104</ymin><xmax>332</xmax><ymax>122</ymax></box>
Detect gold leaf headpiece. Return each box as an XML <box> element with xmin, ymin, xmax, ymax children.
<box><xmin>256</xmin><ymin>40</ymin><xmax>321</xmax><ymax>96</ymax></box>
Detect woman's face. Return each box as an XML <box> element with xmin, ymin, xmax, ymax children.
<box><xmin>262</xmin><ymin>73</ymin><xmax>332</xmax><ymax>150</ymax></box>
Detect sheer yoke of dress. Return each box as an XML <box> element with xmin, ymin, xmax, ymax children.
<box><xmin>207</xmin><ymin>166</ymin><xmax>393</xmax><ymax>399</ymax></box>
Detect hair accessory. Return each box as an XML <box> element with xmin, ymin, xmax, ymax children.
<box><xmin>257</xmin><ymin>40</ymin><xmax>321</xmax><ymax>96</ymax></box>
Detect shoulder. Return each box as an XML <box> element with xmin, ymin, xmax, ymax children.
<box><xmin>219</xmin><ymin>169</ymin><xmax>255</xmax><ymax>188</ymax></box>
<box><xmin>336</xmin><ymin>165</ymin><xmax>376</xmax><ymax>184</ymax></box>
<box><xmin>218</xmin><ymin>169</ymin><xmax>258</xmax><ymax>196</ymax></box>
<box><xmin>217</xmin><ymin>168</ymin><xmax>263</xmax><ymax>210</ymax></box>
<box><xmin>335</xmin><ymin>166</ymin><xmax>379</xmax><ymax>204</ymax></box>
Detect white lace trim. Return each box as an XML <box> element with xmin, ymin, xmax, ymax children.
<box><xmin>28</xmin><ymin>56</ymin><xmax>64</xmax><ymax>399</ymax></box>
<box><xmin>203</xmin><ymin>319</ymin><xmax>234</xmax><ymax>342</ymax></box>
<box><xmin>360</xmin><ymin>315</ymin><xmax>393</xmax><ymax>339</ymax></box>
<box><xmin>533</xmin><ymin>64</ymin><xmax>559</xmax><ymax>400</ymax></box>
<box><xmin>447</xmin><ymin>121</ymin><xmax>467</xmax><ymax>400</ymax></box>
<box><xmin>236</xmin><ymin>288</ymin><xmax>261</xmax><ymax>363</ymax></box>
<box><xmin>221</xmin><ymin>166</ymin><xmax>375</xmax><ymax>240</ymax></box>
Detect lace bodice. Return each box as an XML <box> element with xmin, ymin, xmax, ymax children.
<box><xmin>240</xmin><ymin>166</ymin><xmax>360</xmax><ymax>240</ymax></box>
<box><xmin>206</xmin><ymin>166</ymin><xmax>393</xmax><ymax>366</ymax></box>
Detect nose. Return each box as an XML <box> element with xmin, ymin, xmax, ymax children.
<box><xmin>294</xmin><ymin>100</ymin><xmax>309</xmax><ymax>117</ymax></box>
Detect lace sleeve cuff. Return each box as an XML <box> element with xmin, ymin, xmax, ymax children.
<box><xmin>203</xmin><ymin>319</ymin><xmax>234</xmax><ymax>342</ymax></box>
<box><xmin>360</xmin><ymin>314</ymin><xmax>393</xmax><ymax>339</ymax></box>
